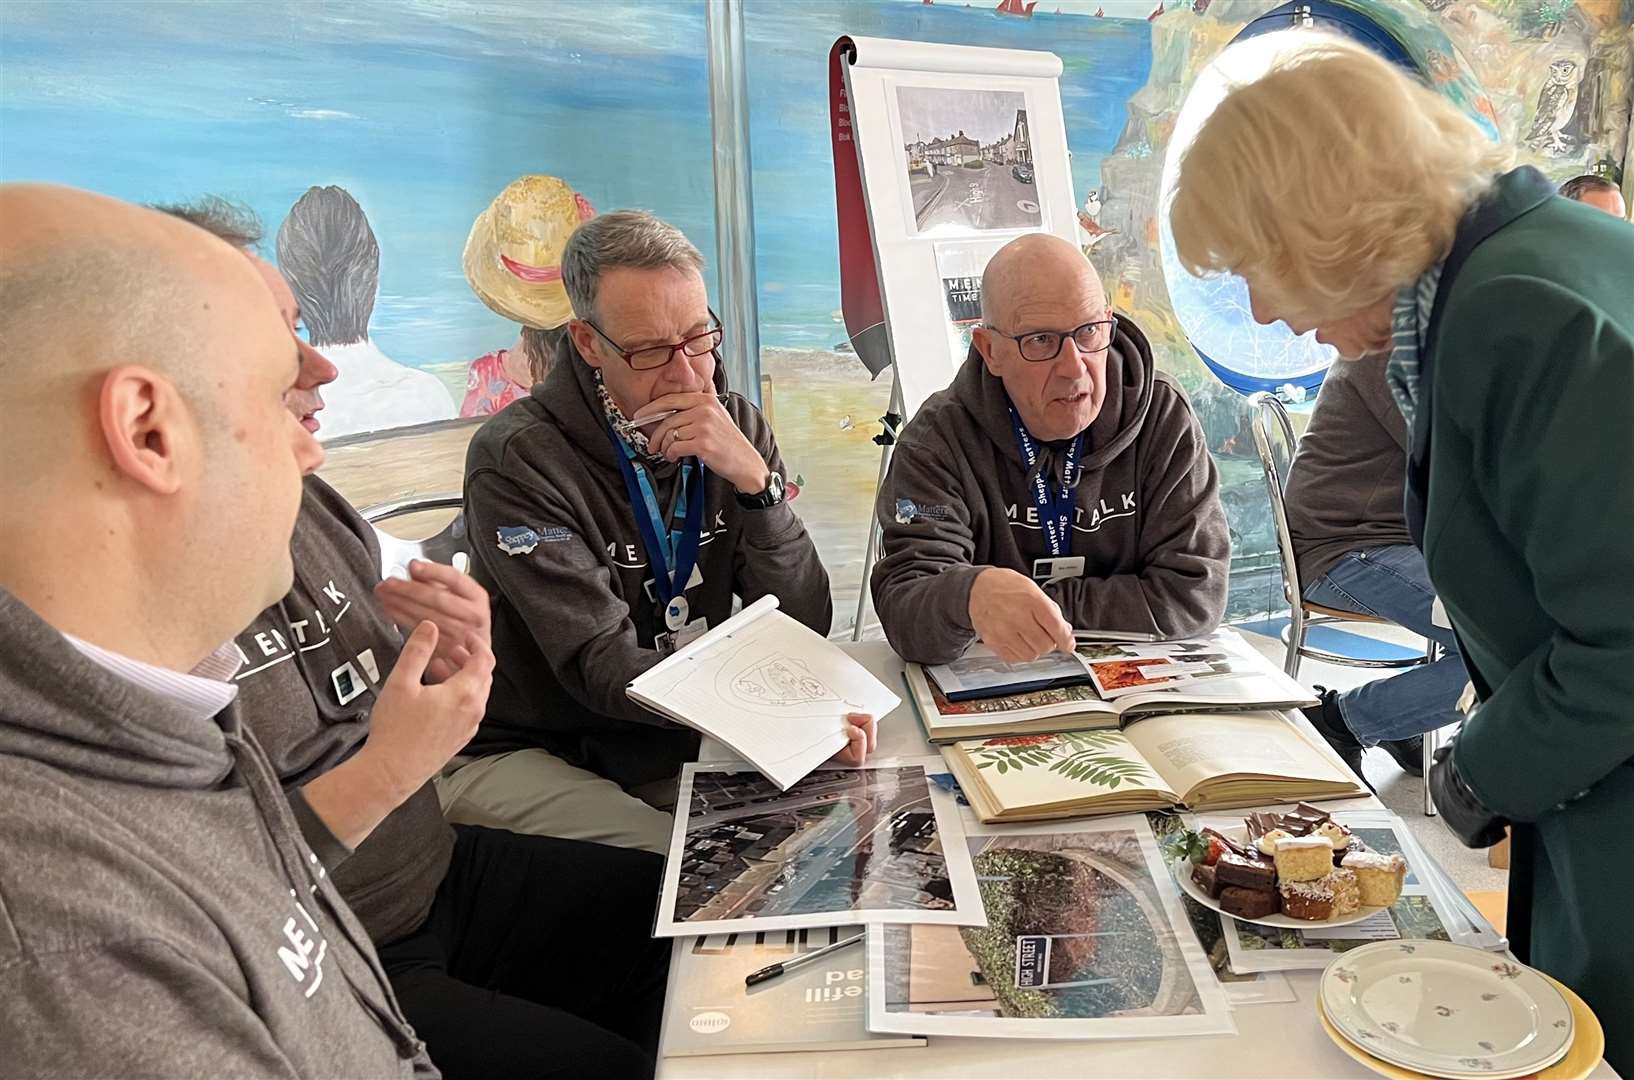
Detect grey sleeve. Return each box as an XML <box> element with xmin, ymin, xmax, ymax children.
<box><xmin>869</xmin><ymin>434</ymin><xmax>986</xmax><ymax>665</ymax></box>
<box><xmin>287</xmin><ymin>787</ymin><xmax>355</xmax><ymax>870</ymax></box>
<box><xmin>1043</xmin><ymin>387</ymin><xmax>1230</xmax><ymax>637</ymax></box>
<box><xmin>733</xmin><ymin>413</ymin><xmax>833</xmax><ymax>635</ymax></box>
<box><xmin>1357</xmin><ymin>363</ymin><xmax>1411</xmax><ymax>455</ymax></box>
<box><xmin>0</xmin><ymin>941</ymin><xmax>303</xmax><ymax>1079</ymax></box>
<box><xmin>465</xmin><ymin>467</ymin><xmax>667</xmax><ymax>726</ymax></box>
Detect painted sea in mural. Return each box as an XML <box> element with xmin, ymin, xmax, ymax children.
<box><xmin>0</xmin><ymin>0</ymin><xmax>719</xmax><ymax>398</ymax></box>
<box><xmin>0</xmin><ymin>0</ymin><xmax>1150</xmax><ymax>368</ymax></box>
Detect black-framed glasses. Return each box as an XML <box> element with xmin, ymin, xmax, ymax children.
<box><xmin>585</xmin><ymin>308</ymin><xmax>724</xmax><ymax>372</ymax></box>
<box><xmin>987</xmin><ymin>314</ymin><xmax>1118</xmax><ymax>363</ymax></box>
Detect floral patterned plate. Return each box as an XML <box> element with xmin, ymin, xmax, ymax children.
<box><xmin>1317</xmin><ymin>973</ymin><xmax>1603</xmax><ymax>1080</ymax></box>
<box><xmin>1320</xmin><ymin>941</ymin><xmax>1574</xmax><ymax>1079</ymax></box>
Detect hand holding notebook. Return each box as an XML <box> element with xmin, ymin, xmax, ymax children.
<box><xmin>626</xmin><ymin>596</ymin><xmax>899</xmax><ymax>789</ymax></box>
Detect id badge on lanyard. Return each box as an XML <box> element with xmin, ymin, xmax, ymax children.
<box><xmin>609</xmin><ymin>429</ymin><xmax>705</xmax><ymax>643</ymax></box>
<box><xmin>1007</xmin><ymin>402</ymin><xmax>1083</xmax><ymax>569</ymax></box>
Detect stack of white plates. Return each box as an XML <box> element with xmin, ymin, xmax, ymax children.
<box><xmin>1319</xmin><ymin>941</ymin><xmax>1574</xmax><ymax>1079</ymax></box>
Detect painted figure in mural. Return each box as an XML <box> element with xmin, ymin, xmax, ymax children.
<box><xmin>1523</xmin><ymin>57</ymin><xmax>1582</xmax><ymax>156</ymax></box>
<box><xmin>446</xmin><ymin>210</ymin><xmax>869</xmax><ymax>855</ymax></box>
<box><xmin>1559</xmin><ymin>172</ymin><xmax>1627</xmax><ymax>217</ymax></box>
<box><xmin>1170</xmin><ymin>39</ymin><xmax>1634</xmax><ymax>1066</ymax></box>
<box><xmin>460</xmin><ymin>175</ymin><xmax>596</xmax><ymax>418</ymax></box>
<box><xmin>0</xmin><ymin>183</ymin><xmax>431</xmax><ymax>1078</ymax></box>
<box><xmin>160</xmin><ymin>197</ymin><xmax>674</xmax><ymax>1080</ymax></box>
<box><xmin>1560</xmin><ymin>49</ymin><xmax>1613</xmax><ymax>155</ymax></box>
<box><xmin>276</xmin><ymin>185</ymin><xmax>456</xmax><ymax>440</ymax></box>
<box><xmin>870</xmin><ymin>232</ymin><xmax>1230</xmax><ymax>667</ymax></box>
<box><xmin>1077</xmin><ymin>187</ymin><xmax>1116</xmax><ymax>254</ymax></box>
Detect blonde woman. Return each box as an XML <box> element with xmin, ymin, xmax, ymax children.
<box><xmin>1171</xmin><ymin>38</ymin><xmax>1633</xmax><ymax>1065</ymax></box>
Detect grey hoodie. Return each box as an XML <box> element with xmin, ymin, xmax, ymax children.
<box><xmin>233</xmin><ymin>475</ymin><xmax>454</xmax><ymax>947</ymax></box>
<box><xmin>1283</xmin><ymin>355</ymin><xmax>1412</xmax><ymax>587</ymax></box>
<box><xmin>464</xmin><ymin>336</ymin><xmax>832</xmax><ymax>788</ymax></box>
<box><xmin>871</xmin><ymin>317</ymin><xmax>1229</xmax><ymax>665</ymax></box>
<box><xmin>0</xmin><ymin>590</ymin><xmax>436</xmax><ymax>1079</ymax></box>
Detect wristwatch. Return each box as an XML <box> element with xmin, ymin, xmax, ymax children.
<box><xmin>734</xmin><ymin>471</ymin><xmax>786</xmax><ymax>510</ymax></box>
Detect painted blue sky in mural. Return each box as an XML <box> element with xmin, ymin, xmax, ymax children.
<box><xmin>0</xmin><ymin>0</ymin><xmax>1151</xmax><ymax>368</ymax></box>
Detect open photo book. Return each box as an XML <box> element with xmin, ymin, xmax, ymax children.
<box><xmin>626</xmin><ymin>596</ymin><xmax>900</xmax><ymax>791</ymax></box>
<box><xmin>906</xmin><ymin>628</ymin><xmax>1318</xmax><ymax>743</ymax></box>
<box><xmin>942</xmin><ymin>711</ymin><xmax>1366</xmax><ymax>823</ymax></box>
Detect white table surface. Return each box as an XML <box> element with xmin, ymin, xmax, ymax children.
<box><xmin>663</xmin><ymin>641</ymin><xmax>1615</xmax><ymax>1080</ymax></box>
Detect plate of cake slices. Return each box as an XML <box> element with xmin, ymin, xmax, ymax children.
<box><xmin>1170</xmin><ymin>804</ymin><xmax>1408</xmax><ymax>928</ymax></box>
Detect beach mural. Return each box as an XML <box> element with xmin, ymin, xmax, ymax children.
<box><xmin>0</xmin><ymin>0</ymin><xmax>719</xmax><ymax>441</ymax></box>
<box><xmin>1</xmin><ymin>0</ymin><xmax>1627</xmax><ymax>626</ymax></box>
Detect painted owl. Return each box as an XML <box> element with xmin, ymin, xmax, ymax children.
<box><xmin>1525</xmin><ymin>58</ymin><xmax>1581</xmax><ymax>156</ymax></box>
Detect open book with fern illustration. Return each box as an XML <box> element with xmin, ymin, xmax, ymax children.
<box><xmin>942</xmin><ymin>711</ymin><xmax>1365</xmax><ymax>823</ymax></box>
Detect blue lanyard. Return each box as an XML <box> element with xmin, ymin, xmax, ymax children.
<box><xmin>608</xmin><ymin>429</ymin><xmax>704</xmax><ymax>609</ymax></box>
<box><xmin>1006</xmin><ymin>402</ymin><xmax>1083</xmax><ymax>558</ymax></box>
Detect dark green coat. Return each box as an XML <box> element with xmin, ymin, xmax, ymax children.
<box><xmin>1407</xmin><ymin>167</ymin><xmax>1634</xmax><ymax>1070</ymax></box>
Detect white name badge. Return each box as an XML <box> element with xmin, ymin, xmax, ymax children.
<box><xmin>643</xmin><ymin>561</ymin><xmax>705</xmax><ymax>604</ymax></box>
<box><xmin>1032</xmin><ymin>556</ymin><xmax>1085</xmax><ymax>584</ymax></box>
<box><xmin>657</xmin><ymin>618</ymin><xmax>709</xmax><ymax>656</ymax></box>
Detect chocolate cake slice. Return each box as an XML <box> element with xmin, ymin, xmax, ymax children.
<box><xmin>1220</xmin><ymin>885</ymin><xmax>1280</xmax><ymax>920</ymax></box>
<box><xmin>1215</xmin><ymin>850</ymin><xmax>1276</xmax><ymax>890</ymax></box>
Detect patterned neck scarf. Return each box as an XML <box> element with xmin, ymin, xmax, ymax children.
<box><xmin>594</xmin><ymin>370</ymin><xmax>666</xmax><ymax>465</ymax></box>
<box><xmin>1385</xmin><ymin>262</ymin><xmax>1444</xmax><ymax>429</ymax></box>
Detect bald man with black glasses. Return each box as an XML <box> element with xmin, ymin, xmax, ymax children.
<box><xmin>871</xmin><ymin>232</ymin><xmax>1229</xmax><ymax>666</ymax></box>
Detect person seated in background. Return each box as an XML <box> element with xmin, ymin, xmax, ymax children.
<box><xmin>1283</xmin><ymin>354</ymin><xmax>1469</xmax><ymax>786</ymax></box>
<box><xmin>449</xmin><ymin>209</ymin><xmax>870</xmax><ymax>854</ymax></box>
<box><xmin>0</xmin><ymin>184</ymin><xmax>433</xmax><ymax>1078</ymax></box>
<box><xmin>1558</xmin><ymin>173</ymin><xmax>1627</xmax><ymax>218</ymax></box>
<box><xmin>871</xmin><ymin>232</ymin><xmax>1230</xmax><ymax>666</ymax></box>
<box><xmin>160</xmin><ymin>198</ymin><xmax>673</xmax><ymax>1080</ymax></box>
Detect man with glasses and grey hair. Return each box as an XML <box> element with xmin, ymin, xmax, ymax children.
<box><xmin>446</xmin><ymin>210</ymin><xmax>864</xmax><ymax>853</ymax></box>
<box><xmin>872</xmin><ymin>232</ymin><xmax>1228</xmax><ymax>665</ymax></box>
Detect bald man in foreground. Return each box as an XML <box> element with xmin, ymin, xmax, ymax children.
<box><xmin>872</xmin><ymin>233</ymin><xmax>1229</xmax><ymax>664</ymax></box>
<box><xmin>0</xmin><ymin>185</ymin><xmax>437</xmax><ymax>1077</ymax></box>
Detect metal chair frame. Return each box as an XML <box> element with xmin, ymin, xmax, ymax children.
<box><xmin>360</xmin><ymin>494</ymin><xmax>469</xmax><ymax>577</ymax></box>
<box><xmin>1247</xmin><ymin>392</ymin><xmax>1445</xmax><ymax>813</ymax></box>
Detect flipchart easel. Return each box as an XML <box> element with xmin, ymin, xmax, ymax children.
<box><xmin>828</xmin><ymin>35</ymin><xmax>1080</xmax><ymax>639</ymax></box>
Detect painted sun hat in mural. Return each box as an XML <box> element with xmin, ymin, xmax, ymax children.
<box><xmin>463</xmin><ymin>175</ymin><xmax>595</xmax><ymax>329</ymax></box>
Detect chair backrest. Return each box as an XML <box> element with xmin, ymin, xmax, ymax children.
<box><xmin>360</xmin><ymin>494</ymin><xmax>469</xmax><ymax>578</ymax></box>
<box><xmin>1246</xmin><ymin>392</ymin><xmax>1303</xmax><ymax>610</ymax></box>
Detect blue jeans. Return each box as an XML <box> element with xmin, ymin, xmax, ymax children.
<box><xmin>1303</xmin><ymin>544</ymin><xmax>1468</xmax><ymax>744</ymax></box>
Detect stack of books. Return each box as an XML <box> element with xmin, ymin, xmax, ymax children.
<box><xmin>907</xmin><ymin>630</ymin><xmax>1364</xmax><ymax>823</ymax></box>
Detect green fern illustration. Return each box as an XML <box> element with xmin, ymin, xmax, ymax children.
<box><xmin>971</xmin><ymin>730</ymin><xmax>1151</xmax><ymax>788</ymax></box>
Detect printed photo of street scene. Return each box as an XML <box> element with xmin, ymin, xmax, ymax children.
<box><xmin>898</xmin><ymin>86</ymin><xmax>1040</xmax><ymax>234</ymax></box>
<box><xmin>665</xmin><ymin>765</ymin><xmax>962</xmax><ymax>932</ymax></box>
<box><xmin>879</xmin><ymin>828</ymin><xmax>1209</xmax><ymax>1032</ymax></box>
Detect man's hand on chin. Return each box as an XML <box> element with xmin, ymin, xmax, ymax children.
<box><xmin>967</xmin><ymin>567</ymin><xmax>1074</xmax><ymax>663</ymax></box>
<box><xmin>637</xmin><ymin>392</ymin><xmax>770</xmax><ymax>494</ymax></box>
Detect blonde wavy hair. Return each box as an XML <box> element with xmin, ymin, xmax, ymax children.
<box><xmin>1169</xmin><ymin>35</ymin><xmax>1512</xmax><ymax>326</ymax></box>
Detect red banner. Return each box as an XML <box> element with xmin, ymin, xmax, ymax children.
<box><xmin>829</xmin><ymin>37</ymin><xmax>893</xmax><ymax>379</ymax></box>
